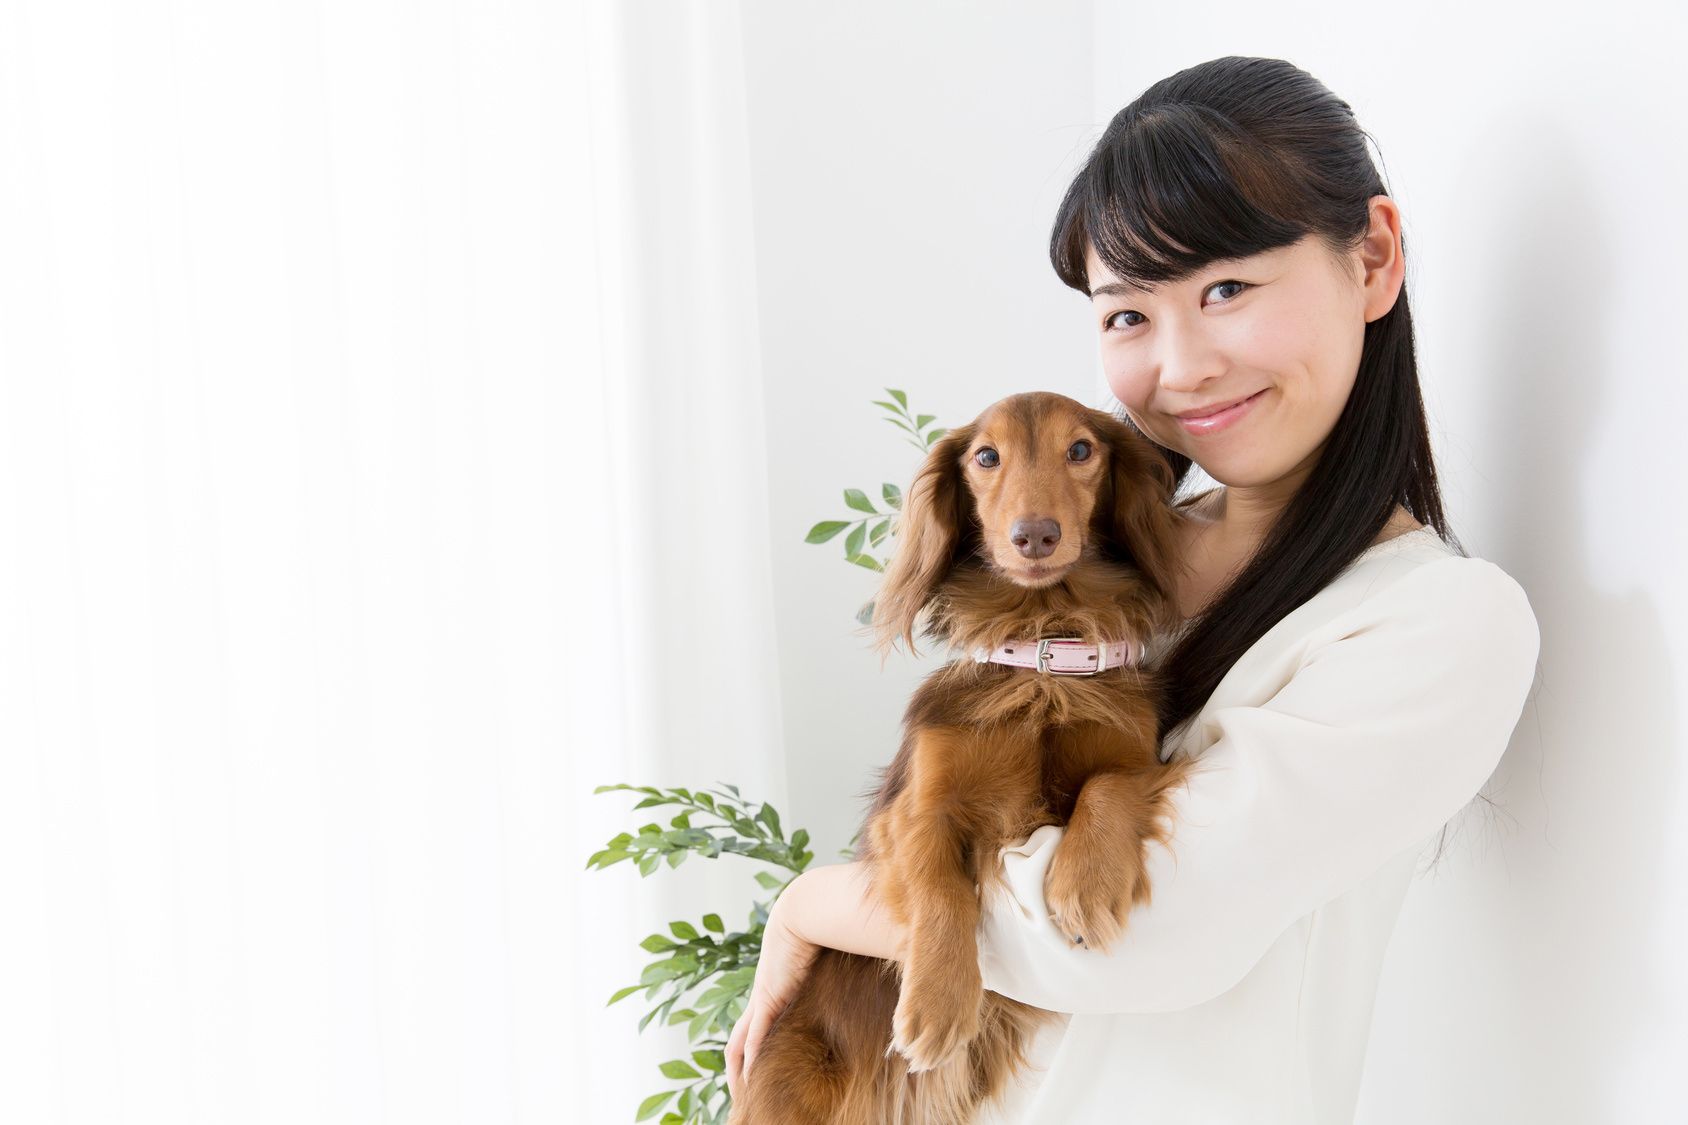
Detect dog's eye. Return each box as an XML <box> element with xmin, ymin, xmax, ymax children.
<box><xmin>1068</xmin><ymin>440</ymin><xmax>1092</xmax><ymax>462</ymax></box>
<box><xmin>974</xmin><ymin>448</ymin><xmax>1000</xmax><ymax>468</ymax></box>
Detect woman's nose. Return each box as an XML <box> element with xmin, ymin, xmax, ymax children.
<box><xmin>1152</xmin><ymin>320</ymin><xmax>1229</xmax><ymax>395</ymax></box>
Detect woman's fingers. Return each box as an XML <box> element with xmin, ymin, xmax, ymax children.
<box><xmin>725</xmin><ymin>1013</ymin><xmax>745</xmax><ymax>1100</ymax></box>
<box><xmin>744</xmin><ymin>1002</ymin><xmax>769</xmax><ymax>1078</ymax></box>
<box><xmin>725</xmin><ymin>997</ymin><xmax>772</xmax><ymax>1109</ymax></box>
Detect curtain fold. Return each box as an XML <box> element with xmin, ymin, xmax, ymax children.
<box><xmin>0</xmin><ymin>1</ymin><xmax>786</xmax><ymax>1121</ymax></box>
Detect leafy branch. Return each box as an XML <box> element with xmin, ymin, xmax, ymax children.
<box><xmin>804</xmin><ymin>388</ymin><xmax>948</xmax><ymax>625</ymax></box>
<box><xmin>589</xmin><ymin>782</ymin><xmax>831</xmax><ymax>1124</ymax></box>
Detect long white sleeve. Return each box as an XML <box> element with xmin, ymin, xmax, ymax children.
<box><xmin>976</xmin><ymin>555</ymin><xmax>1541</xmax><ymax>1016</ymax></box>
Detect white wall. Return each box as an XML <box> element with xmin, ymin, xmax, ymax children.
<box><xmin>740</xmin><ymin>0</ymin><xmax>1096</xmax><ymax>861</ymax></box>
<box><xmin>743</xmin><ymin>4</ymin><xmax>1687</xmax><ymax>1121</ymax></box>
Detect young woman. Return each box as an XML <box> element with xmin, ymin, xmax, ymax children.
<box><xmin>727</xmin><ymin>56</ymin><xmax>1540</xmax><ymax>1123</ymax></box>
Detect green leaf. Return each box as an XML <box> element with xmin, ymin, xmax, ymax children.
<box><xmin>871</xmin><ymin>399</ymin><xmax>901</xmax><ymax>413</ymax></box>
<box><xmin>687</xmin><ymin>1007</ymin><xmax>712</xmax><ymax>1041</ymax></box>
<box><xmin>915</xmin><ymin>414</ymin><xmax>935</xmax><ymax>429</ymax></box>
<box><xmin>636</xmin><ymin>1091</ymin><xmax>676</xmax><ymax>1122</ymax></box>
<box><xmin>585</xmin><ymin>848</ymin><xmax>630</xmax><ymax>869</ymax></box>
<box><xmin>638</xmin><ymin>998</ymin><xmax>670</xmax><ymax>1031</ymax></box>
<box><xmin>756</xmin><ymin>803</ymin><xmax>783</xmax><ymax>838</ymax></box>
<box><xmin>881</xmin><ymin>482</ymin><xmax>901</xmax><ymax>509</ymax></box>
<box><xmin>848</xmin><ymin>554</ymin><xmax>884</xmax><ymax>572</ymax></box>
<box><xmin>844</xmin><ymin>523</ymin><xmax>866</xmax><ymax>558</ymax></box>
<box><xmin>640</xmin><ymin>958</ymin><xmax>688</xmax><ymax>987</ymax></box>
<box><xmin>887</xmin><ymin>388</ymin><xmax>908</xmax><ymax>409</ymax></box>
<box><xmin>638</xmin><ymin>854</ymin><xmax>661</xmax><ymax>877</ymax></box>
<box><xmin>843</xmin><ymin>488</ymin><xmax>877</xmax><ymax>514</ymax></box>
<box><xmin>641</xmin><ymin>933</ymin><xmax>678</xmax><ymax>953</ymax></box>
<box><xmin>868</xmin><ymin>519</ymin><xmax>891</xmax><ymax>547</ymax></box>
<box><xmin>607</xmin><ymin>984</ymin><xmax>643</xmax><ymax>1005</ymax></box>
<box><xmin>693</xmin><ymin>1048</ymin><xmax>726</xmax><ymax>1073</ymax></box>
<box><xmin>702</xmin><ymin>913</ymin><xmax>724</xmax><ymax>933</ymax></box>
<box><xmin>805</xmin><ymin>520</ymin><xmax>851</xmax><ymax>543</ymax></box>
<box><xmin>880</xmin><ymin>416</ymin><xmax>920</xmax><ymax>438</ymax></box>
<box><xmin>790</xmin><ymin>828</ymin><xmax>809</xmax><ymax>851</ymax></box>
<box><xmin>927</xmin><ymin>427</ymin><xmax>948</xmax><ymax>441</ymax></box>
<box><xmin>670</xmin><ymin>920</ymin><xmax>700</xmax><ymax>941</ymax></box>
<box><xmin>659</xmin><ymin>1059</ymin><xmax>702</xmax><ymax>1080</ymax></box>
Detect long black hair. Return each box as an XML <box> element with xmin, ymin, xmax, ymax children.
<box><xmin>1052</xmin><ymin>57</ymin><xmax>1466</xmax><ymax>746</ymax></box>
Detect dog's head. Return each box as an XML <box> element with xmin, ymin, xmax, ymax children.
<box><xmin>870</xmin><ymin>391</ymin><xmax>1184</xmax><ymax>657</ymax></box>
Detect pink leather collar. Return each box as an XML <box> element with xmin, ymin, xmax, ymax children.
<box><xmin>968</xmin><ymin>636</ymin><xmax>1143</xmax><ymax>676</ymax></box>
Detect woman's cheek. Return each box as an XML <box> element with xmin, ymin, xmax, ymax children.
<box><xmin>1102</xmin><ymin>357</ymin><xmax>1146</xmax><ymax>412</ymax></box>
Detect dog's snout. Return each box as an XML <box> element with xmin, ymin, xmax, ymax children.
<box><xmin>1009</xmin><ymin>517</ymin><xmax>1061</xmax><ymax>560</ymax></box>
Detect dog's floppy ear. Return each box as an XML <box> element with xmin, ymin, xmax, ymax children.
<box><xmin>1092</xmin><ymin>410</ymin><xmax>1186</xmax><ymax>609</ymax></box>
<box><xmin>871</xmin><ymin>421</ymin><xmax>979</xmax><ymax>659</ymax></box>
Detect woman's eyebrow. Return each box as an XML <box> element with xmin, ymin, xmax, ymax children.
<box><xmin>1088</xmin><ymin>254</ymin><xmax>1269</xmax><ymax>300</ymax></box>
<box><xmin>1089</xmin><ymin>280</ymin><xmax>1143</xmax><ymax>300</ymax></box>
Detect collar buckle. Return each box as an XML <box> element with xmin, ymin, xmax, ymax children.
<box><xmin>1036</xmin><ymin>637</ymin><xmax>1107</xmax><ymax>676</ymax></box>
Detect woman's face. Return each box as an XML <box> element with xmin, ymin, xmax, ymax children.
<box><xmin>1088</xmin><ymin>213</ymin><xmax>1400</xmax><ymax>493</ymax></box>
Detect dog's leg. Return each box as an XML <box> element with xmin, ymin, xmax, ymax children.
<box><xmin>1040</xmin><ymin>768</ymin><xmax>1144</xmax><ymax>951</ymax></box>
<box><xmin>883</xmin><ymin>726</ymin><xmax>990</xmax><ymax>1076</ymax></box>
<box><xmin>1037</xmin><ymin>710</ymin><xmax>1182</xmax><ymax>953</ymax></box>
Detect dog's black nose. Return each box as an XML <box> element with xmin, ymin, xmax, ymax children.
<box><xmin>1009</xmin><ymin>518</ymin><xmax>1061</xmax><ymax>560</ymax></box>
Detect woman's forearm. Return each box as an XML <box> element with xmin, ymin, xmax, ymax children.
<box><xmin>786</xmin><ymin>861</ymin><xmax>910</xmax><ymax>963</ymax></box>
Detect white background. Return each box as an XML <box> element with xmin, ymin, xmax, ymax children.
<box><xmin>0</xmin><ymin>1</ymin><xmax>1682</xmax><ymax>1122</ymax></box>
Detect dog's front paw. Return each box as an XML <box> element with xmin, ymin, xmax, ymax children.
<box><xmin>889</xmin><ymin>946</ymin><xmax>983</xmax><ymax>1074</ymax></box>
<box><xmin>1043</xmin><ymin>833</ymin><xmax>1136</xmax><ymax>952</ymax></box>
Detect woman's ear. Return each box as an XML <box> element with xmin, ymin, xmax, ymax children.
<box><xmin>870</xmin><ymin>422</ymin><xmax>979</xmax><ymax>660</ymax></box>
<box><xmin>1093</xmin><ymin>410</ymin><xmax>1186</xmax><ymax>609</ymax></box>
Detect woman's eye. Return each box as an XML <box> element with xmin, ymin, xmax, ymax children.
<box><xmin>1207</xmin><ymin>279</ymin><xmax>1248</xmax><ymax>302</ymax></box>
<box><xmin>1068</xmin><ymin>440</ymin><xmax>1092</xmax><ymax>462</ymax></box>
<box><xmin>1101</xmin><ymin>280</ymin><xmax>1250</xmax><ymax>333</ymax></box>
<box><xmin>975</xmin><ymin>447</ymin><xmax>1000</xmax><ymax>468</ymax></box>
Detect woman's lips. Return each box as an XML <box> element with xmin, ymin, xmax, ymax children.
<box><xmin>1176</xmin><ymin>389</ymin><xmax>1266</xmax><ymax>435</ymax></box>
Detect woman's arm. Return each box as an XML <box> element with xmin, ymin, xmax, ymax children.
<box><xmin>786</xmin><ymin>860</ymin><xmax>910</xmax><ymax>962</ymax></box>
<box><xmin>975</xmin><ymin>556</ymin><xmax>1542</xmax><ymax>1015</ymax></box>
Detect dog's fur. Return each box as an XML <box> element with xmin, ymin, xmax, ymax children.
<box><xmin>729</xmin><ymin>392</ymin><xmax>1197</xmax><ymax>1124</ymax></box>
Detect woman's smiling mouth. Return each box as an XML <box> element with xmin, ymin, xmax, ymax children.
<box><xmin>1175</xmin><ymin>389</ymin><xmax>1267</xmax><ymax>435</ymax></box>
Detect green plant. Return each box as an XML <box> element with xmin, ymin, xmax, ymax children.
<box><xmin>804</xmin><ymin>387</ymin><xmax>948</xmax><ymax>625</ymax></box>
<box><xmin>589</xmin><ymin>391</ymin><xmax>942</xmax><ymax>1121</ymax></box>
<box><xmin>588</xmin><ymin>783</ymin><xmax>858</xmax><ymax>1123</ymax></box>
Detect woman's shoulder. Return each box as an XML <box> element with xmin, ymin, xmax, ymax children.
<box><xmin>1329</xmin><ymin>528</ymin><xmax>1528</xmax><ymax>618</ymax></box>
<box><xmin>1178</xmin><ymin>532</ymin><xmax>1535</xmax><ymax>698</ymax></box>
<box><xmin>1159</xmin><ymin>536</ymin><xmax>1540</xmax><ymax>759</ymax></box>
<box><xmin>1154</xmin><ymin>525</ymin><xmax>1514</xmax><ymax>643</ymax></box>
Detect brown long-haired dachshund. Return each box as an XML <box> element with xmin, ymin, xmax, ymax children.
<box><xmin>729</xmin><ymin>391</ymin><xmax>1197</xmax><ymax>1125</ymax></box>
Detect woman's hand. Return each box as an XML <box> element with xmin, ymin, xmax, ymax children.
<box><xmin>725</xmin><ymin>873</ymin><xmax>822</xmax><ymax>1104</ymax></box>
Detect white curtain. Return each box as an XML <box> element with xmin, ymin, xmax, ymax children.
<box><xmin>0</xmin><ymin>2</ymin><xmax>784</xmax><ymax>1122</ymax></box>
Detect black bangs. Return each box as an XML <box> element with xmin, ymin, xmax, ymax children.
<box><xmin>1050</xmin><ymin>104</ymin><xmax>1309</xmax><ymax>298</ymax></box>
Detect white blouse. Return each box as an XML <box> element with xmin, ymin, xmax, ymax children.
<box><xmin>971</xmin><ymin>526</ymin><xmax>1541</xmax><ymax>1125</ymax></box>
